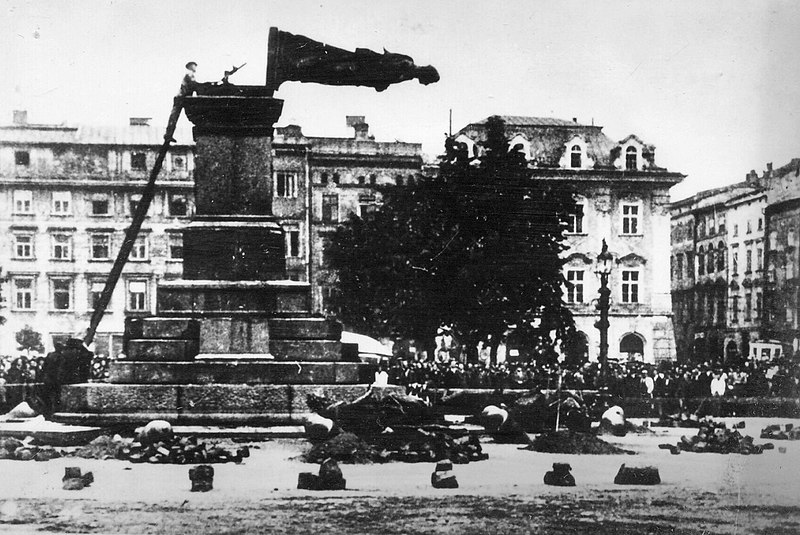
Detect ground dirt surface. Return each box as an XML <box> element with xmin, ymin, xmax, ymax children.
<box><xmin>1</xmin><ymin>418</ymin><xmax>799</xmax><ymax>534</ymax></box>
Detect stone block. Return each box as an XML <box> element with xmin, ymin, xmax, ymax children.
<box><xmin>270</xmin><ymin>340</ymin><xmax>341</xmax><ymax>362</ymax></box>
<box><xmin>189</xmin><ymin>465</ymin><xmax>214</xmax><ymax>492</ymax></box>
<box><xmin>127</xmin><ymin>340</ymin><xmax>198</xmax><ymax>361</ymax></box>
<box><xmin>249</xmin><ymin>318</ymin><xmax>271</xmax><ymax>353</ymax></box>
<box><xmin>614</xmin><ymin>464</ymin><xmax>660</xmax><ymax>485</ymax></box>
<box><xmin>200</xmin><ymin>318</ymin><xmax>233</xmax><ymax>353</ymax></box>
<box><xmin>431</xmin><ymin>471</ymin><xmax>458</xmax><ymax>489</ymax></box>
<box><xmin>544</xmin><ymin>463</ymin><xmax>576</xmax><ymax>487</ymax></box>
<box><xmin>180</xmin><ymin>385</ymin><xmax>292</xmax><ymax>415</ymax></box>
<box><xmin>268</xmin><ymin>318</ymin><xmax>342</xmax><ymax>340</ymax></box>
<box><xmin>60</xmin><ymin>384</ymin><xmax>180</xmax><ymax>413</ymax></box>
<box><xmin>297</xmin><ymin>472</ymin><xmax>318</xmax><ymax>490</ymax></box>
<box><xmin>142</xmin><ymin>318</ymin><xmax>200</xmax><ymax>340</ymax></box>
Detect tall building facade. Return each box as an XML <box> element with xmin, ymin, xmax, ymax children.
<box><xmin>669</xmin><ymin>159</ymin><xmax>800</xmax><ymax>362</ymax></box>
<box><xmin>0</xmin><ymin>111</ymin><xmax>423</xmax><ymax>355</ymax></box>
<box><xmin>456</xmin><ymin>116</ymin><xmax>684</xmax><ymax>364</ymax></box>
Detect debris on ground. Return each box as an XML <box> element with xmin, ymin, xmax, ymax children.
<box><xmin>598</xmin><ymin>406</ymin><xmax>627</xmax><ymax>436</ymax></box>
<box><xmin>3</xmin><ymin>401</ymin><xmax>37</xmax><ymax>420</ymax></box>
<box><xmin>659</xmin><ymin>421</ymin><xmax>771</xmax><ymax>454</ymax></box>
<box><xmin>189</xmin><ymin>465</ymin><xmax>214</xmax><ymax>492</ymax></box>
<box><xmin>431</xmin><ymin>460</ymin><xmax>458</xmax><ymax>489</ymax></box>
<box><xmin>649</xmin><ymin>413</ymin><xmax>705</xmax><ymax>428</ymax></box>
<box><xmin>302</xmin><ymin>428</ymin><xmax>488</xmax><ymax>464</ymax></box>
<box><xmin>508</xmin><ymin>391</ymin><xmax>592</xmax><ymax>433</ymax></box>
<box><xmin>308</xmin><ymin>389</ymin><xmax>436</xmax><ymax>435</ymax></box>
<box><xmin>118</xmin><ymin>435</ymin><xmax>249</xmax><ymax>464</ymax></box>
<box><xmin>0</xmin><ymin>437</ymin><xmax>62</xmax><ymax>461</ymax></box>
<box><xmin>62</xmin><ymin>467</ymin><xmax>93</xmax><ymax>491</ymax></box>
<box><xmin>297</xmin><ymin>457</ymin><xmax>347</xmax><ymax>490</ymax></box>
<box><xmin>525</xmin><ymin>430</ymin><xmax>635</xmax><ymax>455</ymax></box>
<box><xmin>543</xmin><ymin>462</ymin><xmax>576</xmax><ymax>487</ymax></box>
<box><xmin>760</xmin><ymin>424</ymin><xmax>800</xmax><ymax>440</ymax></box>
<box><xmin>614</xmin><ymin>464</ymin><xmax>660</xmax><ymax>485</ymax></box>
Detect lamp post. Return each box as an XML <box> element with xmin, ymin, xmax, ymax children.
<box><xmin>594</xmin><ymin>239</ymin><xmax>614</xmax><ymax>387</ymax></box>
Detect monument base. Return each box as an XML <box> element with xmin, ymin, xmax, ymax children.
<box><xmin>53</xmin><ymin>383</ymin><xmax>404</xmax><ymax>426</ymax></box>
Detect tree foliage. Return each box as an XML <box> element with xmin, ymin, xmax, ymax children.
<box><xmin>327</xmin><ymin>116</ymin><xmax>577</xmax><ymax>358</ymax></box>
<box><xmin>16</xmin><ymin>324</ymin><xmax>44</xmax><ymax>354</ymax></box>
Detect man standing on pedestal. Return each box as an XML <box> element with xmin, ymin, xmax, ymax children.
<box><xmin>165</xmin><ymin>61</ymin><xmax>199</xmax><ymax>143</ymax></box>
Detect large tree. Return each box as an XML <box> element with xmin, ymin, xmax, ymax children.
<box><xmin>327</xmin><ymin>116</ymin><xmax>576</xmax><ymax>361</ymax></box>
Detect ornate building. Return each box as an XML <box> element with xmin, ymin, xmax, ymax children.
<box><xmin>456</xmin><ymin>116</ymin><xmax>684</xmax><ymax>364</ymax></box>
<box><xmin>0</xmin><ymin>111</ymin><xmax>423</xmax><ymax>355</ymax></box>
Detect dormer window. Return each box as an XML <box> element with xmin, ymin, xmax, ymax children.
<box><xmin>570</xmin><ymin>145</ymin><xmax>582</xmax><ymax>168</ymax></box>
<box><xmin>625</xmin><ymin>146</ymin><xmax>637</xmax><ymax>170</ymax></box>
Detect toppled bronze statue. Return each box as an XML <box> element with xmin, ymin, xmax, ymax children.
<box><xmin>267</xmin><ymin>27</ymin><xmax>439</xmax><ymax>92</ymax></box>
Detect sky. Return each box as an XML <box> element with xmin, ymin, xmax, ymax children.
<box><xmin>1</xmin><ymin>0</ymin><xmax>799</xmax><ymax>200</ymax></box>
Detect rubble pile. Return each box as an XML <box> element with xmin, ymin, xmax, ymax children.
<box><xmin>659</xmin><ymin>421</ymin><xmax>771</xmax><ymax>454</ymax></box>
<box><xmin>302</xmin><ymin>429</ymin><xmax>488</xmax><ymax>464</ymax></box>
<box><xmin>62</xmin><ymin>467</ymin><xmax>94</xmax><ymax>491</ymax></box>
<box><xmin>0</xmin><ymin>438</ymin><xmax>62</xmax><ymax>461</ymax></box>
<box><xmin>298</xmin><ymin>458</ymin><xmax>347</xmax><ymax>491</ymax></box>
<box><xmin>116</xmin><ymin>435</ymin><xmax>250</xmax><ymax>464</ymax></box>
<box><xmin>760</xmin><ymin>424</ymin><xmax>800</xmax><ymax>440</ymax></box>
<box><xmin>526</xmin><ymin>430</ymin><xmax>635</xmax><ymax>455</ymax></box>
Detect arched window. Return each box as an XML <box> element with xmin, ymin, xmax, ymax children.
<box><xmin>394</xmin><ymin>174</ymin><xmax>404</xmax><ymax>186</ymax></box>
<box><xmin>570</xmin><ymin>145</ymin><xmax>582</xmax><ymax>168</ymax></box>
<box><xmin>697</xmin><ymin>246</ymin><xmax>705</xmax><ymax>275</ymax></box>
<box><xmin>706</xmin><ymin>244</ymin><xmax>715</xmax><ymax>273</ymax></box>
<box><xmin>716</xmin><ymin>242</ymin><xmax>726</xmax><ymax>271</ymax></box>
<box><xmin>320</xmin><ymin>172</ymin><xmax>329</xmax><ymax>184</ymax></box>
<box><xmin>332</xmin><ymin>172</ymin><xmax>340</xmax><ymax>184</ymax></box>
<box><xmin>619</xmin><ymin>333</ymin><xmax>645</xmax><ymax>358</ymax></box>
<box><xmin>625</xmin><ymin>146</ymin><xmax>637</xmax><ymax>170</ymax></box>
<box><xmin>369</xmin><ymin>174</ymin><xmax>377</xmax><ymax>185</ymax></box>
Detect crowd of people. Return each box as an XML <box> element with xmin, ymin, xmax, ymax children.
<box><xmin>387</xmin><ymin>355</ymin><xmax>800</xmax><ymax>399</ymax></box>
<box><xmin>0</xmin><ymin>353</ymin><xmax>110</xmax><ymax>385</ymax></box>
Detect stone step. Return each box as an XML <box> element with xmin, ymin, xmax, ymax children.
<box><xmin>108</xmin><ymin>360</ymin><xmax>373</xmax><ymax>385</ymax></box>
<box><xmin>125</xmin><ymin>317</ymin><xmax>200</xmax><ymax>340</ymax></box>
<box><xmin>125</xmin><ymin>339</ymin><xmax>199</xmax><ymax>361</ymax></box>
<box><xmin>268</xmin><ymin>317</ymin><xmax>342</xmax><ymax>340</ymax></box>
<box><xmin>270</xmin><ymin>340</ymin><xmax>342</xmax><ymax>361</ymax></box>
<box><xmin>57</xmin><ymin>383</ymin><xmax>405</xmax><ymax>426</ymax></box>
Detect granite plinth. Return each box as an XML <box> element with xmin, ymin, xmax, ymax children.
<box><xmin>157</xmin><ymin>280</ymin><xmax>311</xmax><ymax>315</ymax></box>
<box><xmin>198</xmin><ymin>317</ymin><xmax>271</xmax><ymax>354</ymax></box>
<box><xmin>108</xmin><ymin>361</ymin><xmax>372</xmax><ymax>384</ymax></box>
<box><xmin>125</xmin><ymin>318</ymin><xmax>200</xmax><ymax>340</ymax></box>
<box><xmin>183</xmin><ymin>217</ymin><xmax>285</xmax><ymax>280</ymax></box>
<box><xmin>126</xmin><ymin>339</ymin><xmax>199</xmax><ymax>361</ymax></box>
<box><xmin>54</xmin><ymin>383</ymin><xmax>404</xmax><ymax>426</ymax></box>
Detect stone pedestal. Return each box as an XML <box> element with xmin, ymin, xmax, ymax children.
<box><xmin>54</xmin><ymin>87</ymin><xmax>398</xmax><ymax>426</ymax></box>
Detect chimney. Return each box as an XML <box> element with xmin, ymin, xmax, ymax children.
<box><xmin>346</xmin><ymin>115</ymin><xmax>369</xmax><ymax>141</ymax></box>
<box><xmin>766</xmin><ymin>162</ymin><xmax>773</xmax><ymax>174</ymax></box>
<box><xmin>13</xmin><ymin>110</ymin><xmax>27</xmax><ymax>125</ymax></box>
<box><xmin>572</xmin><ymin>117</ymin><xmax>577</xmax><ymax>123</ymax></box>
<box><xmin>129</xmin><ymin>117</ymin><xmax>151</xmax><ymax>126</ymax></box>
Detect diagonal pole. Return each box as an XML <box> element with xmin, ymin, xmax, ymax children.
<box><xmin>83</xmin><ymin>111</ymin><xmax>181</xmax><ymax>346</ymax></box>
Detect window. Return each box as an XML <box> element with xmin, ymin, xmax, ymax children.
<box><xmin>621</xmin><ymin>270</ymin><xmax>639</xmax><ymax>303</ymax></box>
<box><xmin>171</xmin><ymin>154</ymin><xmax>186</xmax><ymax>171</ymax></box>
<box><xmin>716</xmin><ymin>243</ymin><xmax>725</xmax><ymax>271</ymax></box>
<box><xmin>746</xmin><ymin>248</ymin><xmax>752</xmax><ymax>273</ymax></box>
<box><xmin>129</xmin><ymin>194</ymin><xmax>142</xmax><ymax>216</ymax></box>
<box><xmin>322</xmin><ymin>194</ymin><xmax>339</xmax><ymax>224</ymax></box>
<box><xmin>733</xmin><ymin>224</ymin><xmax>738</xmax><ymax>237</ymax></box>
<box><xmin>320</xmin><ymin>172</ymin><xmax>329</xmax><ymax>184</ymax></box>
<box><xmin>697</xmin><ymin>247</ymin><xmax>705</xmax><ymax>276</ymax></box>
<box><xmin>731</xmin><ymin>296</ymin><xmax>739</xmax><ymax>322</ymax></box>
<box><xmin>89</xmin><ymin>281</ymin><xmax>105</xmax><ymax>310</ymax></box>
<box><xmin>566</xmin><ymin>270</ymin><xmax>584</xmax><ymax>303</ymax></box>
<box><xmin>677</xmin><ymin>254</ymin><xmax>684</xmax><ymax>280</ymax></box>
<box><xmin>91</xmin><ymin>233</ymin><xmax>111</xmax><ymax>259</ymax></box>
<box><xmin>755</xmin><ymin>292</ymin><xmax>762</xmax><ymax>320</ymax></box>
<box><xmin>130</xmin><ymin>236</ymin><xmax>148</xmax><ymax>261</ymax></box>
<box><xmin>91</xmin><ymin>197</ymin><xmax>110</xmax><ymax>215</ymax></box>
<box><xmin>51</xmin><ymin>191</ymin><xmax>72</xmax><ymax>215</ymax></box>
<box><xmin>13</xmin><ymin>190</ymin><xmax>33</xmax><ymax>214</ymax></box>
<box><xmin>732</xmin><ymin>250</ymin><xmax>739</xmax><ymax>274</ymax></box>
<box><xmin>358</xmin><ymin>194</ymin><xmax>377</xmax><ymax>218</ymax></box>
<box><xmin>706</xmin><ymin>245</ymin><xmax>715</xmax><ymax>273</ymax></box>
<box><xmin>758</xmin><ymin>218</ymin><xmax>763</xmax><ymax>231</ymax></box>
<box><xmin>131</xmin><ymin>152</ymin><xmax>146</xmax><ymax>171</ymax></box>
<box><xmin>127</xmin><ymin>280</ymin><xmax>148</xmax><ymax>311</ymax></box>
<box><xmin>275</xmin><ymin>171</ymin><xmax>298</xmax><ymax>198</ymax></box>
<box><xmin>168</xmin><ymin>233</ymin><xmax>183</xmax><ymax>259</ymax></box>
<box><xmin>51</xmin><ymin>233</ymin><xmax>72</xmax><ymax>260</ymax></box>
<box><xmin>286</xmin><ymin>230</ymin><xmax>300</xmax><ymax>258</ymax></box>
<box><xmin>570</xmin><ymin>145</ymin><xmax>582</xmax><ymax>168</ymax></box>
<box><xmin>395</xmin><ymin>174</ymin><xmax>404</xmax><ymax>186</ymax></box>
<box><xmin>744</xmin><ymin>293</ymin><xmax>752</xmax><ymax>321</ymax></box>
<box><xmin>625</xmin><ymin>146</ymin><xmax>637</xmax><ymax>170</ymax></box>
<box><xmin>565</xmin><ymin>204</ymin><xmax>584</xmax><ymax>234</ymax></box>
<box><xmin>369</xmin><ymin>174</ymin><xmax>377</xmax><ymax>185</ymax></box>
<box><xmin>51</xmin><ymin>278</ymin><xmax>72</xmax><ymax>310</ymax></box>
<box><xmin>14</xmin><ymin>234</ymin><xmax>34</xmax><ymax>259</ymax></box>
<box><xmin>357</xmin><ymin>175</ymin><xmax>366</xmax><ymax>185</ymax></box>
<box><xmin>15</xmin><ymin>150</ymin><xmax>30</xmax><ymax>166</ymax></box>
<box><xmin>168</xmin><ymin>193</ymin><xmax>188</xmax><ymax>216</ymax></box>
<box><xmin>621</xmin><ymin>203</ymin><xmax>639</xmax><ymax>234</ymax></box>
<box><xmin>756</xmin><ymin>247</ymin><xmax>763</xmax><ymax>271</ymax></box>
<box><xmin>746</xmin><ymin>220</ymin><xmax>752</xmax><ymax>234</ymax></box>
<box><xmin>716</xmin><ymin>294</ymin><xmax>726</xmax><ymax>324</ymax></box>
<box><xmin>13</xmin><ymin>278</ymin><xmax>34</xmax><ymax>310</ymax></box>
<box><xmin>332</xmin><ymin>172</ymin><xmax>340</xmax><ymax>184</ymax></box>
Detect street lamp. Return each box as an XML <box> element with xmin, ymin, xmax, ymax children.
<box><xmin>594</xmin><ymin>239</ymin><xmax>614</xmax><ymax>387</ymax></box>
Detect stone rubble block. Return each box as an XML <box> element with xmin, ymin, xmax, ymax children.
<box><xmin>544</xmin><ymin>462</ymin><xmax>576</xmax><ymax>486</ymax></box>
<box><xmin>614</xmin><ymin>464</ymin><xmax>660</xmax><ymax>485</ymax></box>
